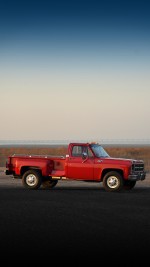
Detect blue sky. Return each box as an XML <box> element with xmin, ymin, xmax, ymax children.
<box><xmin>0</xmin><ymin>0</ymin><xmax>150</xmax><ymax>142</ymax></box>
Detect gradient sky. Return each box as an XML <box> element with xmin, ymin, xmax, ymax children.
<box><xmin>0</xmin><ymin>0</ymin><xmax>150</xmax><ymax>141</ymax></box>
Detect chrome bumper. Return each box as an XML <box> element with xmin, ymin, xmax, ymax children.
<box><xmin>128</xmin><ymin>172</ymin><xmax>146</xmax><ymax>181</ymax></box>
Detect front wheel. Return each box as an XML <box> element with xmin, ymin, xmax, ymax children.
<box><xmin>103</xmin><ymin>171</ymin><xmax>123</xmax><ymax>192</ymax></box>
<box><xmin>22</xmin><ymin>170</ymin><xmax>42</xmax><ymax>190</ymax></box>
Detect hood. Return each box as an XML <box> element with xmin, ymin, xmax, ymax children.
<box><xmin>97</xmin><ymin>157</ymin><xmax>144</xmax><ymax>165</ymax></box>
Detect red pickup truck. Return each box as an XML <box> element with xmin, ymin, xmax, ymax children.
<box><xmin>5</xmin><ymin>142</ymin><xmax>146</xmax><ymax>192</ymax></box>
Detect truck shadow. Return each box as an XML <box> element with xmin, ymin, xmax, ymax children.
<box><xmin>40</xmin><ymin>185</ymin><xmax>150</xmax><ymax>194</ymax></box>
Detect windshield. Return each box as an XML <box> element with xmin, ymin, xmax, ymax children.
<box><xmin>90</xmin><ymin>144</ymin><xmax>110</xmax><ymax>158</ymax></box>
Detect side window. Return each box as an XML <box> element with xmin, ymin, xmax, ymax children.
<box><xmin>71</xmin><ymin>146</ymin><xmax>93</xmax><ymax>157</ymax></box>
<box><xmin>72</xmin><ymin>146</ymin><xmax>83</xmax><ymax>157</ymax></box>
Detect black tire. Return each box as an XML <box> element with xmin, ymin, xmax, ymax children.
<box><xmin>22</xmin><ymin>170</ymin><xmax>42</xmax><ymax>190</ymax></box>
<box><xmin>123</xmin><ymin>180</ymin><xmax>136</xmax><ymax>190</ymax></box>
<box><xmin>42</xmin><ymin>178</ymin><xmax>58</xmax><ymax>189</ymax></box>
<box><xmin>103</xmin><ymin>171</ymin><xmax>123</xmax><ymax>192</ymax></box>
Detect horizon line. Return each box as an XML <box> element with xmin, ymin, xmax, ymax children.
<box><xmin>0</xmin><ymin>139</ymin><xmax>150</xmax><ymax>145</ymax></box>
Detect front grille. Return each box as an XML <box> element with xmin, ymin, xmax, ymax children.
<box><xmin>132</xmin><ymin>163</ymin><xmax>144</xmax><ymax>172</ymax></box>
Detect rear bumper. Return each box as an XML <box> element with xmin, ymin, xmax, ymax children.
<box><xmin>128</xmin><ymin>172</ymin><xmax>146</xmax><ymax>181</ymax></box>
<box><xmin>4</xmin><ymin>169</ymin><xmax>13</xmax><ymax>175</ymax></box>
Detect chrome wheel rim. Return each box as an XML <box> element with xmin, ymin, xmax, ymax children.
<box><xmin>107</xmin><ymin>176</ymin><xmax>119</xmax><ymax>189</ymax></box>
<box><xmin>26</xmin><ymin>174</ymin><xmax>37</xmax><ymax>186</ymax></box>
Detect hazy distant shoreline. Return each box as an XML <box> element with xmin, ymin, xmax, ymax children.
<box><xmin>0</xmin><ymin>139</ymin><xmax>150</xmax><ymax>146</ymax></box>
<box><xmin>0</xmin><ymin>143</ymin><xmax>150</xmax><ymax>148</ymax></box>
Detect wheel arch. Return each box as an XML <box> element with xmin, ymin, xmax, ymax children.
<box><xmin>101</xmin><ymin>168</ymin><xmax>124</xmax><ymax>181</ymax></box>
<box><xmin>20</xmin><ymin>166</ymin><xmax>42</xmax><ymax>177</ymax></box>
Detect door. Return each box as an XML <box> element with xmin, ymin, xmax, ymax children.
<box><xmin>67</xmin><ymin>145</ymin><xmax>94</xmax><ymax>180</ymax></box>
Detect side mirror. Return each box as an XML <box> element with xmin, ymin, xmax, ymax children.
<box><xmin>82</xmin><ymin>152</ymin><xmax>88</xmax><ymax>159</ymax></box>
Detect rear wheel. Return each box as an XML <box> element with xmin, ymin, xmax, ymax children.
<box><xmin>103</xmin><ymin>171</ymin><xmax>123</xmax><ymax>192</ymax></box>
<box><xmin>22</xmin><ymin>170</ymin><xmax>42</xmax><ymax>190</ymax></box>
<box><xmin>42</xmin><ymin>178</ymin><xmax>58</xmax><ymax>189</ymax></box>
<box><xmin>123</xmin><ymin>180</ymin><xmax>136</xmax><ymax>190</ymax></box>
